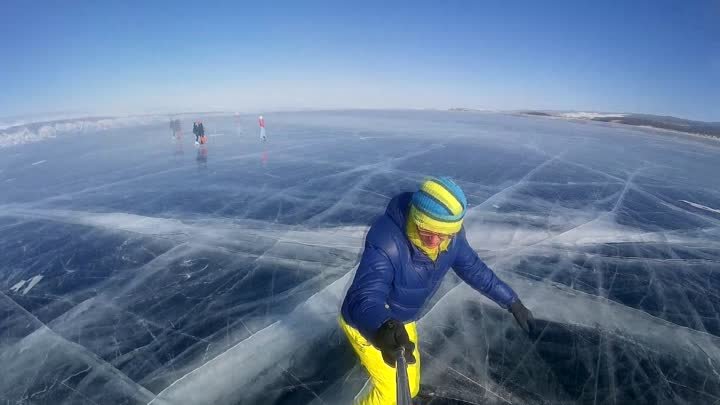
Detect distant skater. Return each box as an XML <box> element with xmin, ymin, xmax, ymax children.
<box><xmin>198</xmin><ymin>121</ymin><xmax>206</xmax><ymax>144</ymax></box>
<box><xmin>259</xmin><ymin>115</ymin><xmax>267</xmax><ymax>142</ymax></box>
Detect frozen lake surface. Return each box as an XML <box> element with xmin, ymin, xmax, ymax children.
<box><xmin>2</xmin><ymin>110</ymin><xmax>720</xmax><ymax>404</ymax></box>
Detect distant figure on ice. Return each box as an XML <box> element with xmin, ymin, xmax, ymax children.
<box><xmin>340</xmin><ymin>177</ymin><xmax>535</xmax><ymax>405</ymax></box>
<box><xmin>198</xmin><ymin>121</ymin><xmax>207</xmax><ymax>144</ymax></box>
<box><xmin>193</xmin><ymin>120</ymin><xmax>206</xmax><ymax>145</ymax></box>
<box><xmin>258</xmin><ymin>115</ymin><xmax>267</xmax><ymax>142</ymax></box>
<box><xmin>170</xmin><ymin>119</ymin><xmax>181</xmax><ymax>138</ymax></box>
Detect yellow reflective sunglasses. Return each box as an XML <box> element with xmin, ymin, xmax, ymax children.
<box><xmin>417</xmin><ymin>227</ymin><xmax>455</xmax><ymax>241</ymax></box>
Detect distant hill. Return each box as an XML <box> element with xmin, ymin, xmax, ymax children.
<box><xmin>591</xmin><ymin>114</ymin><xmax>720</xmax><ymax>138</ymax></box>
<box><xmin>519</xmin><ymin>111</ymin><xmax>720</xmax><ymax>139</ymax></box>
<box><xmin>521</xmin><ymin>111</ymin><xmax>552</xmax><ymax>117</ymax></box>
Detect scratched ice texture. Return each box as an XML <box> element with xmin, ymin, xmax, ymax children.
<box><xmin>1</xmin><ymin>111</ymin><xmax>720</xmax><ymax>405</ymax></box>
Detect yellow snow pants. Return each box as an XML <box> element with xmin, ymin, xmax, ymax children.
<box><xmin>339</xmin><ymin>316</ymin><xmax>421</xmax><ymax>405</ymax></box>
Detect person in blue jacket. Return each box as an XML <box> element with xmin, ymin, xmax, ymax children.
<box><xmin>339</xmin><ymin>177</ymin><xmax>535</xmax><ymax>405</ymax></box>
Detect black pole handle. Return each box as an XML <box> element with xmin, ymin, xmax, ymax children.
<box><xmin>396</xmin><ymin>346</ymin><xmax>412</xmax><ymax>405</ymax></box>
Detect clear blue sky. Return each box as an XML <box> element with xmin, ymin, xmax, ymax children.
<box><xmin>2</xmin><ymin>0</ymin><xmax>719</xmax><ymax>121</ymax></box>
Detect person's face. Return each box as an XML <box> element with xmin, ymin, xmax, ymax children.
<box><xmin>417</xmin><ymin>227</ymin><xmax>453</xmax><ymax>249</ymax></box>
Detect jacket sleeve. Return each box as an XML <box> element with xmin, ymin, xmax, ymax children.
<box><xmin>452</xmin><ymin>230</ymin><xmax>518</xmax><ymax>309</ymax></box>
<box><xmin>343</xmin><ymin>242</ymin><xmax>394</xmax><ymax>340</ymax></box>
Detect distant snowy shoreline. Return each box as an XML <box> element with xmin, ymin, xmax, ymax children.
<box><xmin>514</xmin><ymin>110</ymin><xmax>720</xmax><ymax>142</ymax></box>
<box><xmin>0</xmin><ymin>112</ymin><xmax>229</xmax><ymax>148</ymax></box>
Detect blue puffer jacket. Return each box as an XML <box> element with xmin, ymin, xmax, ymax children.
<box><xmin>341</xmin><ymin>192</ymin><xmax>518</xmax><ymax>340</ymax></box>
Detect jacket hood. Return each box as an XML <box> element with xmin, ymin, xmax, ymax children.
<box><xmin>385</xmin><ymin>192</ymin><xmax>413</xmax><ymax>231</ymax></box>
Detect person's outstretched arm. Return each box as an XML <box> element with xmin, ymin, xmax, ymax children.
<box><xmin>452</xmin><ymin>229</ymin><xmax>536</xmax><ymax>335</ymax></box>
<box><xmin>451</xmin><ymin>229</ymin><xmax>517</xmax><ymax>308</ymax></box>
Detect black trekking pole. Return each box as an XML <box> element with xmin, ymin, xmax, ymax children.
<box><xmin>396</xmin><ymin>346</ymin><xmax>412</xmax><ymax>405</ymax></box>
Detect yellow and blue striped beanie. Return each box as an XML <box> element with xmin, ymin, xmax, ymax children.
<box><xmin>410</xmin><ymin>177</ymin><xmax>467</xmax><ymax>235</ymax></box>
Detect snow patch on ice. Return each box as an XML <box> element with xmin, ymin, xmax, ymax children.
<box><xmin>22</xmin><ymin>276</ymin><xmax>44</xmax><ymax>295</ymax></box>
<box><xmin>0</xmin><ymin>208</ymin><xmax>369</xmax><ymax>253</ymax></box>
<box><xmin>681</xmin><ymin>200</ymin><xmax>720</xmax><ymax>215</ymax></box>
<box><xmin>10</xmin><ymin>280</ymin><xmax>27</xmax><ymax>292</ymax></box>
<box><xmin>464</xmin><ymin>214</ymin><xmax>696</xmax><ymax>252</ymax></box>
<box><xmin>9</xmin><ymin>275</ymin><xmax>44</xmax><ymax>295</ymax></box>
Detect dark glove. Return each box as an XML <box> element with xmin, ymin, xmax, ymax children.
<box><xmin>509</xmin><ymin>299</ymin><xmax>536</xmax><ymax>336</ymax></box>
<box><xmin>372</xmin><ymin>319</ymin><xmax>417</xmax><ymax>367</ymax></box>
